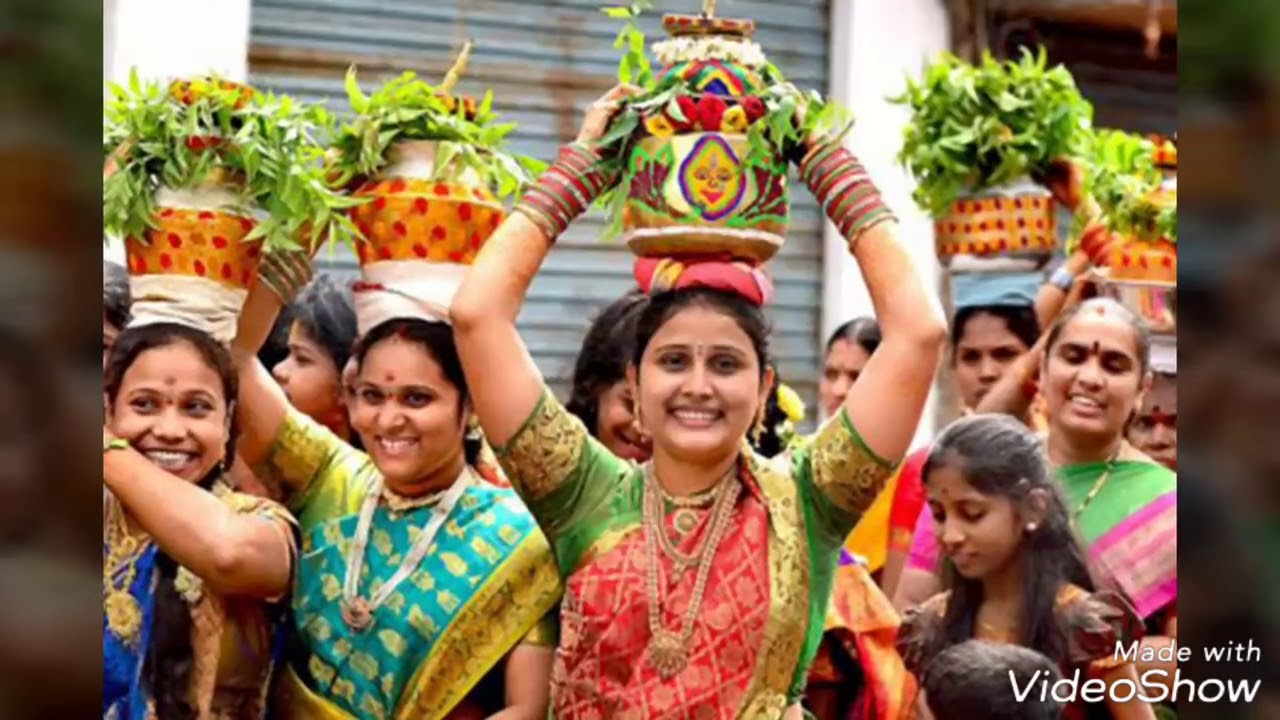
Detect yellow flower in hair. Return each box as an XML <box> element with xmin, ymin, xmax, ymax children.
<box><xmin>644</xmin><ymin>114</ymin><xmax>676</xmax><ymax>138</ymax></box>
<box><xmin>721</xmin><ymin>105</ymin><xmax>750</xmax><ymax>133</ymax></box>
<box><xmin>776</xmin><ymin>383</ymin><xmax>805</xmax><ymax>423</ymax></box>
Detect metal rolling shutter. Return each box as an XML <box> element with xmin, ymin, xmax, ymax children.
<box><xmin>248</xmin><ymin>0</ymin><xmax>831</xmax><ymax>405</ymax></box>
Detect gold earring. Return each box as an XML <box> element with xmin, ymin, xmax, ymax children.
<box><xmin>750</xmin><ymin>407</ymin><xmax>767</xmax><ymax>444</ymax></box>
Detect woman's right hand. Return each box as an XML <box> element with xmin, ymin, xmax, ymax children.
<box><xmin>575</xmin><ymin>84</ymin><xmax>643</xmax><ymax>146</ymax></box>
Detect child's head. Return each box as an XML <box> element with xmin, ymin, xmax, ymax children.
<box><xmin>923</xmin><ymin>413</ymin><xmax>1093</xmax><ymax>660</ymax></box>
<box><xmin>923</xmin><ymin>640</ymin><xmax>1065</xmax><ymax>720</ymax></box>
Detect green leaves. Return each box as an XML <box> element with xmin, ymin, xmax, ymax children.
<box><xmin>1081</xmin><ymin>130</ymin><xmax>1175</xmax><ymax>244</ymax></box>
<box><xmin>327</xmin><ymin>68</ymin><xmax>538</xmax><ymax>202</ymax></box>
<box><xmin>103</xmin><ymin>72</ymin><xmax>358</xmax><ymax>253</ymax></box>
<box><xmin>891</xmin><ymin>49</ymin><xmax>1095</xmax><ymax>216</ymax></box>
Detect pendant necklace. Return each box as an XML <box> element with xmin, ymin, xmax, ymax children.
<box><xmin>339</xmin><ymin>468</ymin><xmax>472</xmax><ymax>632</ymax></box>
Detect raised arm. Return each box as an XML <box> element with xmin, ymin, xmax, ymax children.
<box><xmin>104</xmin><ymin>429</ymin><xmax>294</xmax><ymax>598</ymax></box>
<box><xmin>451</xmin><ymin>85</ymin><xmax>638</xmax><ymax>447</ymax></box>
<box><xmin>229</xmin><ymin>258</ymin><xmax>303</xmax><ymax>469</ymax></box>
<box><xmin>796</xmin><ymin>137</ymin><xmax>947</xmax><ymax>523</ymax></box>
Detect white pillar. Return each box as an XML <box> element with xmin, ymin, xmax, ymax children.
<box><xmin>103</xmin><ymin>0</ymin><xmax>253</xmax><ymax>264</ymax></box>
<box><xmin>823</xmin><ymin>0</ymin><xmax>949</xmax><ymax>449</ymax></box>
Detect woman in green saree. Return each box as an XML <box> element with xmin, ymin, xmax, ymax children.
<box><xmin>449</xmin><ymin>86</ymin><xmax>947</xmax><ymax>718</ymax></box>
<box><xmin>228</xmin><ymin>255</ymin><xmax>561</xmax><ymax>720</ymax></box>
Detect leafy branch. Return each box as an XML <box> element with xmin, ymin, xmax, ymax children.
<box><xmin>1079</xmin><ymin>130</ymin><xmax>1175</xmax><ymax>246</ymax></box>
<box><xmin>103</xmin><ymin>70</ymin><xmax>361</xmax><ymax>253</ymax></box>
<box><xmin>891</xmin><ymin>48</ymin><xmax>1095</xmax><ymax>217</ymax></box>
<box><xmin>326</xmin><ymin>67</ymin><xmax>545</xmax><ymax>200</ymax></box>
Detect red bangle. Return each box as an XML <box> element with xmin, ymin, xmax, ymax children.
<box><xmin>515</xmin><ymin>143</ymin><xmax>616</xmax><ymax>241</ymax></box>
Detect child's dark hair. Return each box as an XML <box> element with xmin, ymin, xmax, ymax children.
<box><xmin>633</xmin><ymin>287</ymin><xmax>771</xmax><ymax>374</ymax></box>
<box><xmin>1044</xmin><ymin>297</ymin><xmax>1152</xmax><ymax>376</ymax></box>
<box><xmin>950</xmin><ymin>304</ymin><xmax>1040</xmax><ymax>354</ymax></box>
<box><xmin>566</xmin><ymin>289</ymin><xmax>647</xmax><ymax>434</ymax></box>
<box><xmin>104</xmin><ymin>323</ymin><xmax>239</xmax><ymax>720</ymax></box>
<box><xmin>923</xmin><ymin>413</ymin><xmax>1094</xmax><ymax>666</ymax></box>
<box><xmin>353</xmin><ymin>319</ymin><xmax>480</xmax><ymax>466</ymax></box>
<box><xmin>104</xmin><ymin>260</ymin><xmax>131</xmax><ymax>330</ymax></box>
<box><xmin>923</xmin><ymin>640</ymin><xmax>1065</xmax><ymax>720</ymax></box>
<box><xmin>825</xmin><ymin>316</ymin><xmax>881</xmax><ymax>355</ymax></box>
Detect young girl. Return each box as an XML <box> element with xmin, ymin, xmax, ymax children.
<box><xmin>899</xmin><ymin>413</ymin><xmax>1155</xmax><ymax>720</ymax></box>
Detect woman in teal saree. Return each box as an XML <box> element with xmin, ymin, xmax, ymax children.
<box><xmin>228</xmin><ymin>253</ymin><xmax>561</xmax><ymax>720</ymax></box>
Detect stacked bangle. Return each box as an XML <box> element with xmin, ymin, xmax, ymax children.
<box><xmin>515</xmin><ymin>143</ymin><xmax>617</xmax><ymax>241</ymax></box>
<box><xmin>798</xmin><ymin>140</ymin><xmax>895</xmax><ymax>250</ymax></box>
<box><xmin>256</xmin><ymin>249</ymin><xmax>314</xmax><ymax>304</ymax></box>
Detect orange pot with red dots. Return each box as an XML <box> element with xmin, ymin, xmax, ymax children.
<box><xmin>934</xmin><ymin>191</ymin><xmax>1058</xmax><ymax>259</ymax></box>
<box><xmin>1107</xmin><ymin>239</ymin><xmax>1176</xmax><ymax>284</ymax></box>
<box><xmin>348</xmin><ymin>177</ymin><xmax>505</xmax><ymax>266</ymax></box>
<box><xmin>125</xmin><ymin>208</ymin><xmax>262</xmax><ymax>290</ymax></box>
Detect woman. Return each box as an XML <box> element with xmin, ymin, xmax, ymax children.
<box><xmin>818</xmin><ymin>317</ymin><xmax>880</xmax><ymax>418</ymax></box>
<box><xmin>565</xmin><ymin>288</ymin><xmax>651</xmax><ymax>462</ymax></box>
<box><xmin>103</xmin><ymin>322</ymin><xmax>297</xmax><ymax>719</ymax></box>
<box><xmin>230</xmin><ymin>257</ymin><xmax>560</xmax><ymax>719</ymax></box>
<box><xmin>891</xmin><ymin>299</ymin><xmax>1040</xmax><ymax>607</ymax></box>
<box><xmin>1127</xmin><ymin>371</ymin><xmax>1176</xmax><ymax>470</ymax></box>
<box><xmin>450</xmin><ymin>86</ymin><xmax>945</xmax><ymax>717</ymax></box>
<box><xmin>104</xmin><ymin>260</ymin><xmax>131</xmax><ymax>368</ymax></box>
<box><xmin>899</xmin><ymin>413</ymin><xmax>1154</xmax><ymax>720</ymax></box>
<box><xmin>271</xmin><ymin>274</ymin><xmax>359</xmax><ymax>443</ymax></box>
<box><xmin>907</xmin><ymin>299</ymin><xmax>1178</xmax><ymax>690</ymax></box>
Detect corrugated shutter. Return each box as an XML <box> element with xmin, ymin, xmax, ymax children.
<box><xmin>247</xmin><ymin>0</ymin><xmax>830</xmax><ymax>406</ymax></box>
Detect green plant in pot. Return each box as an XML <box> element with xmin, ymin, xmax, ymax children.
<box><xmin>596</xmin><ymin>0</ymin><xmax>852</xmax><ymax>264</ymax></box>
<box><xmin>323</xmin><ymin>43</ymin><xmax>542</xmax><ymax>283</ymax></box>
<box><xmin>1080</xmin><ymin>130</ymin><xmax>1177</xmax><ymax>333</ymax></box>
<box><xmin>891</xmin><ymin>48</ymin><xmax>1094</xmax><ymax>268</ymax></box>
<box><xmin>103</xmin><ymin>72</ymin><xmax>360</xmax><ymax>341</ymax></box>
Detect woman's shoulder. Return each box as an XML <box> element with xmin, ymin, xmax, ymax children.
<box><xmin>1054</xmin><ymin>584</ymin><xmax>1146</xmax><ymax>668</ymax></box>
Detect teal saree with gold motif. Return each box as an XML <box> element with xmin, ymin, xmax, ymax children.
<box><xmin>262</xmin><ymin>410</ymin><xmax>561</xmax><ymax>720</ymax></box>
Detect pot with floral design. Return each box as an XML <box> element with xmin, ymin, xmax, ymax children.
<box><xmin>614</xmin><ymin>9</ymin><xmax>796</xmax><ymax>265</ymax></box>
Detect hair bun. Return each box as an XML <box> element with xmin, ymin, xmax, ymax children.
<box><xmin>633</xmin><ymin>255</ymin><xmax>772</xmax><ymax>306</ymax></box>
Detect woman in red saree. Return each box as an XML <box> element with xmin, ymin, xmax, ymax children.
<box><xmin>449</xmin><ymin>86</ymin><xmax>946</xmax><ymax>718</ymax></box>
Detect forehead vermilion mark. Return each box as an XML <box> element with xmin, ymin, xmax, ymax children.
<box><xmin>382</xmin><ymin>373</ymin><xmax>396</xmax><ymax>384</ymax></box>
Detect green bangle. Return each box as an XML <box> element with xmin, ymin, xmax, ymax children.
<box><xmin>104</xmin><ymin>437</ymin><xmax>129</xmax><ymax>454</ymax></box>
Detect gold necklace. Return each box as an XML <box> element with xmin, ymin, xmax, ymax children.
<box><xmin>1073</xmin><ymin>449</ymin><xmax>1121</xmax><ymax>519</ymax></box>
<box><xmin>380</xmin><ymin>484</ymin><xmax>447</xmax><ymax>515</ymax></box>
<box><xmin>643</xmin><ymin>462</ymin><xmax>741</xmax><ymax>679</ymax></box>
<box><xmin>645</xmin><ymin>464</ymin><xmax>733</xmax><ymax>574</ymax></box>
<box><xmin>103</xmin><ymin>495</ymin><xmax>153</xmax><ymax>646</ymax></box>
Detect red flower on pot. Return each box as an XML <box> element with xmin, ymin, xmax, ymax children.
<box><xmin>696</xmin><ymin>95</ymin><xmax>727</xmax><ymax>132</ymax></box>
<box><xmin>741</xmin><ymin>96</ymin><xmax>767</xmax><ymax>123</ymax></box>
<box><xmin>674</xmin><ymin>96</ymin><xmax>700</xmax><ymax>131</ymax></box>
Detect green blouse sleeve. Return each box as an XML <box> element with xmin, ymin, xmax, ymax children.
<box><xmin>257</xmin><ymin>408</ymin><xmax>372</xmax><ymax>518</ymax></box>
<box><xmin>492</xmin><ymin>388</ymin><xmax>637</xmax><ymax>574</ymax></box>
<box><xmin>794</xmin><ymin>408</ymin><xmax>898</xmax><ymax>552</ymax></box>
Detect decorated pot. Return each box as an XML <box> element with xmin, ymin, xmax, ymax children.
<box><xmin>934</xmin><ymin>176</ymin><xmax>1058</xmax><ymax>271</ymax></box>
<box><xmin>124</xmin><ymin>170</ymin><xmax>263</xmax><ymax>342</ymax></box>
<box><xmin>347</xmin><ymin>139</ymin><xmax>505</xmax><ymax>331</ymax></box>
<box><xmin>621</xmin><ymin>10</ymin><xmax>788</xmax><ymax>264</ymax></box>
<box><xmin>623</xmin><ymin>132</ymin><xmax>787</xmax><ymax>263</ymax></box>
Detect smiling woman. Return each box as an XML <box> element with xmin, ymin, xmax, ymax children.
<box><xmin>449</xmin><ymin>72</ymin><xmax>945</xmax><ymax>715</ymax></box>
<box><xmin>102</xmin><ymin>322</ymin><xmax>297</xmax><ymax>719</ymax></box>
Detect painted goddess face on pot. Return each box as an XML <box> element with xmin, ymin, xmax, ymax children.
<box><xmin>680</xmin><ymin>135</ymin><xmax>744</xmax><ymax>221</ymax></box>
